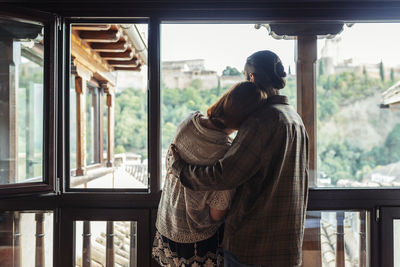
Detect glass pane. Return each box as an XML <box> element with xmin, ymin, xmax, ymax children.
<box><xmin>69</xmin><ymin>23</ymin><xmax>148</xmax><ymax>189</ymax></box>
<box><xmin>317</xmin><ymin>23</ymin><xmax>400</xmax><ymax>187</ymax></box>
<box><xmin>0</xmin><ymin>18</ymin><xmax>44</xmax><ymax>185</ymax></box>
<box><xmin>0</xmin><ymin>211</ymin><xmax>53</xmax><ymax>267</ymax></box>
<box><xmin>86</xmin><ymin>87</ymin><xmax>100</xmax><ymax>166</ymax></box>
<box><xmin>75</xmin><ymin>221</ymin><xmax>137</xmax><ymax>267</ymax></box>
<box><xmin>303</xmin><ymin>210</ymin><xmax>369</xmax><ymax>267</ymax></box>
<box><xmin>70</xmin><ymin>75</ymin><xmax>77</xmax><ymax>171</ymax></box>
<box><xmin>395</xmin><ymin>219</ymin><xmax>400</xmax><ymax>267</ymax></box>
<box><xmin>161</xmin><ymin>23</ymin><xmax>296</xmax><ymax>187</ymax></box>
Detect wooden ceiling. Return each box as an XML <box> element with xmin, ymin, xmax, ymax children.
<box><xmin>72</xmin><ymin>24</ymin><xmax>142</xmax><ymax>72</ymax></box>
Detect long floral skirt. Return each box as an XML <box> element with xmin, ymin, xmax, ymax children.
<box><xmin>152</xmin><ymin>229</ymin><xmax>224</xmax><ymax>267</ymax></box>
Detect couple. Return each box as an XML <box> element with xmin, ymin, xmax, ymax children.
<box><xmin>153</xmin><ymin>50</ymin><xmax>309</xmax><ymax>267</ymax></box>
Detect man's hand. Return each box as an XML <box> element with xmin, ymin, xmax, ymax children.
<box><xmin>167</xmin><ymin>144</ymin><xmax>185</xmax><ymax>177</ymax></box>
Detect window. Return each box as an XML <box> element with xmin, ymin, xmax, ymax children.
<box><xmin>1</xmin><ymin>4</ymin><xmax>400</xmax><ymax>267</ymax></box>
<box><xmin>0</xmin><ymin>211</ymin><xmax>54</xmax><ymax>266</ymax></box>
<box><xmin>160</xmin><ymin>23</ymin><xmax>296</xmax><ymax>186</ymax></box>
<box><xmin>0</xmin><ymin>17</ymin><xmax>44</xmax><ymax>185</ymax></box>
<box><xmin>75</xmin><ymin>221</ymin><xmax>138</xmax><ymax>267</ymax></box>
<box><xmin>303</xmin><ymin>210</ymin><xmax>369</xmax><ymax>266</ymax></box>
<box><xmin>316</xmin><ymin>23</ymin><xmax>400</xmax><ymax>188</ymax></box>
<box><xmin>68</xmin><ymin>22</ymin><xmax>149</xmax><ymax>190</ymax></box>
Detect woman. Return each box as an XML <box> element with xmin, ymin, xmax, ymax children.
<box><xmin>152</xmin><ymin>81</ymin><xmax>266</xmax><ymax>267</ymax></box>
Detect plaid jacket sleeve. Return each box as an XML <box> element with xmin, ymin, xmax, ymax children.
<box><xmin>172</xmin><ymin>116</ymin><xmax>276</xmax><ymax>191</ymax></box>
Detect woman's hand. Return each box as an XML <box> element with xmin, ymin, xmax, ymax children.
<box><xmin>167</xmin><ymin>144</ymin><xmax>185</xmax><ymax>177</ymax></box>
<box><xmin>209</xmin><ymin>208</ymin><xmax>227</xmax><ymax>221</ymax></box>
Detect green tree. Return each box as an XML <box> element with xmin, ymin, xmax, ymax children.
<box><xmin>390</xmin><ymin>68</ymin><xmax>395</xmax><ymax>82</ymax></box>
<box><xmin>222</xmin><ymin>66</ymin><xmax>241</xmax><ymax>76</ymax></box>
<box><xmin>379</xmin><ymin>61</ymin><xmax>385</xmax><ymax>82</ymax></box>
<box><xmin>318</xmin><ymin>60</ymin><xmax>324</xmax><ymax>77</ymax></box>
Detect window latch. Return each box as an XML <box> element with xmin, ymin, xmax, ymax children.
<box><xmin>375</xmin><ymin>207</ymin><xmax>380</xmax><ymax>222</ymax></box>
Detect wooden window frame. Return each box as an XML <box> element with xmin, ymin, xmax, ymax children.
<box><xmin>59</xmin><ymin>208</ymin><xmax>150</xmax><ymax>267</ymax></box>
<box><xmin>0</xmin><ymin>2</ymin><xmax>400</xmax><ymax>267</ymax></box>
<box><xmin>0</xmin><ymin>8</ymin><xmax>57</xmax><ymax>196</ymax></box>
<box><xmin>64</xmin><ymin>18</ymin><xmax>155</xmax><ymax>193</ymax></box>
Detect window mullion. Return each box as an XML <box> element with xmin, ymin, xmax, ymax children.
<box><xmin>296</xmin><ymin>35</ymin><xmax>318</xmax><ymax>187</ymax></box>
<box><xmin>148</xmin><ymin>18</ymin><xmax>161</xmax><ymax>194</ymax></box>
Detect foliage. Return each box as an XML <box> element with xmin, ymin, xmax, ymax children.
<box><xmin>114</xmin><ymin>63</ymin><xmax>400</xmax><ymax>186</ymax></box>
<box><xmin>114</xmin><ymin>87</ymin><xmax>148</xmax><ymax>158</ymax></box>
<box><xmin>317</xmin><ymin>66</ymin><xmax>400</xmax><ymax>185</ymax></box>
<box><xmin>222</xmin><ymin>66</ymin><xmax>242</xmax><ymax>76</ymax></box>
<box><xmin>380</xmin><ymin>61</ymin><xmax>385</xmax><ymax>81</ymax></box>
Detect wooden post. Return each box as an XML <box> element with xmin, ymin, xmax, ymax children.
<box><xmin>13</xmin><ymin>212</ymin><xmax>21</xmax><ymax>267</ymax></box>
<box><xmin>0</xmin><ymin>40</ymin><xmax>20</xmax><ymax>184</ymax></box>
<box><xmin>359</xmin><ymin>212</ymin><xmax>367</xmax><ymax>267</ymax></box>
<box><xmin>106</xmin><ymin>221</ymin><xmax>114</xmax><ymax>267</ymax></box>
<box><xmin>336</xmin><ymin>211</ymin><xmax>345</xmax><ymax>267</ymax></box>
<box><xmin>296</xmin><ymin>35</ymin><xmax>318</xmax><ymax>187</ymax></box>
<box><xmin>129</xmin><ymin>221</ymin><xmax>137</xmax><ymax>267</ymax></box>
<box><xmin>35</xmin><ymin>212</ymin><xmax>45</xmax><ymax>267</ymax></box>
<box><xmin>75</xmin><ymin>76</ymin><xmax>87</xmax><ymax>176</ymax></box>
<box><xmin>301</xmin><ymin>211</ymin><xmax>322</xmax><ymax>267</ymax></box>
<box><xmin>0</xmin><ymin>212</ymin><xmax>14</xmax><ymax>267</ymax></box>
<box><xmin>106</xmin><ymin>90</ymin><xmax>114</xmax><ymax>168</ymax></box>
<box><xmin>99</xmin><ymin>90</ymin><xmax>105</xmax><ymax>164</ymax></box>
<box><xmin>82</xmin><ymin>221</ymin><xmax>91</xmax><ymax>267</ymax></box>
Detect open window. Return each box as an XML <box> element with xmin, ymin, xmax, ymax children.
<box><xmin>67</xmin><ymin>21</ymin><xmax>149</xmax><ymax>191</ymax></box>
<box><xmin>0</xmin><ymin>8</ymin><xmax>57</xmax><ymax>196</ymax></box>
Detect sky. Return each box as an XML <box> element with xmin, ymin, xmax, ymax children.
<box><xmin>160</xmin><ymin>23</ymin><xmax>400</xmax><ymax>75</ymax></box>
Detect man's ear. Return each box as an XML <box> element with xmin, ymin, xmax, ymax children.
<box><xmin>249</xmin><ymin>73</ymin><xmax>256</xmax><ymax>82</ymax></box>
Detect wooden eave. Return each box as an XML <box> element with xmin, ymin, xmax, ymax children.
<box><xmin>71</xmin><ymin>24</ymin><xmax>144</xmax><ymax>85</ymax></box>
<box><xmin>71</xmin><ymin>29</ymin><xmax>117</xmax><ymax>86</ymax></box>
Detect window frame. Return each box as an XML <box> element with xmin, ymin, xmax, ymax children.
<box><xmin>1</xmin><ymin>3</ymin><xmax>400</xmax><ymax>267</ymax></box>
<box><xmin>0</xmin><ymin>8</ymin><xmax>57</xmax><ymax>196</ymax></box>
<box><xmin>59</xmin><ymin>208</ymin><xmax>150</xmax><ymax>267</ymax></box>
<box><xmin>64</xmin><ymin>17</ymin><xmax>156</xmax><ymax>193</ymax></box>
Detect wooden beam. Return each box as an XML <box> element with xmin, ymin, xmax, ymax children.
<box><xmin>100</xmin><ymin>50</ymin><xmax>134</xmax><ymax>60</ymax></box>
<box><xmin>90</xmin><ymin>41</ymin><xmax>128</xmax><ymax>53</ymax></box>
<box><xmin>79</xmin><ymin>30</ymin><xmax>121</xmax><ymax>43</ymax></box>
<box><xmin>109</xmin><ymin>25</ymin><xmax>119</xmax><ymax>31</ymax></box>
<box><xmin>106</xmin><ymin>221</ymin><xmax>114</xmax><ymax>267</ymax></box>
<box><xmin>75</xmin><ymin>76</ymin><xmax>87</xmax><ymax>176</ymax></box>
<box><xmin>0</xmin><ymin>212</ymin><xmax>14</xmax><ymax>267</ymax></box>
<box><xmin>35</xmin><ymin>213</ymin><xmax>45</xmax><ymax>267</ymax></box>
<box><xmin>296</xmin><ymin>35</ymin><xmax>317</xmax><ymax>187</ymax></box>
<box><xmin>108</xmin><ymin>60</ymin><xmax>140</xmax><ymax>68</ymax></box>
<box><xmin>336</xmin><ymin>211</ymin><xmax>345</xmax><ymax>267</ymax></box>
<box><xmin>106</xmin><ymin>92</ymin><xmax>114</xmax><ymax>168</ymax></box>
<box><xmin>13</xmin><ymin>212</ymin><xmax>21</xmax><ymax>267</ymax></box>
<box><xmin>129</xmin><ymin>222</ymin><xmax>137</xmax><ymax>267</ymax></box>
<box><xmin>359</xmin><ymin>212</ymin><xmax>367</xmax><ymax>267</ymax></box>
<box><xmin>108</xmin><ymin>58</ymin><xmax>137</xmax><ymax>65</ymax></box>
<box><xmin>82</xmin><ymin>221</ymin><xmax>91</xmax><ymax>267</ymax></box>
<box><xmin>71</xmin><ymin>32</ymin><xmax>116</xmax><ymax>86</ymax></box>
<box><xmin>113</xmin><ymin>66</ymin><xmax>141</xmax><ymax>71</ymax></box>
<box><xmin>72</xmin><ymin>24</ymin><xmax>111</xmax><ymax>31</ymax></box>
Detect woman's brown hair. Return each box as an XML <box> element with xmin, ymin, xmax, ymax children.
<box><xmin>207</xmin><ymin>81</ymin><xmax>265</xmax><ymax>130</ymax></box>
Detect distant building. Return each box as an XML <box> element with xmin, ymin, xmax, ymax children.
<box><xmin>162</xmin><ymin>59</ymin><xmax>218</xmax><ymax>90</ymax></box>
<box><xmin>319</xmin><ymin>38</ymin><xmax>399</xmax><ymax>79</ymax></box>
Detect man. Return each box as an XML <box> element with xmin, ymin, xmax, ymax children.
<box><xmin>169</xmin><ymin>50</ymin><xmax>309</xmax><ymax>267</ymax></box>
